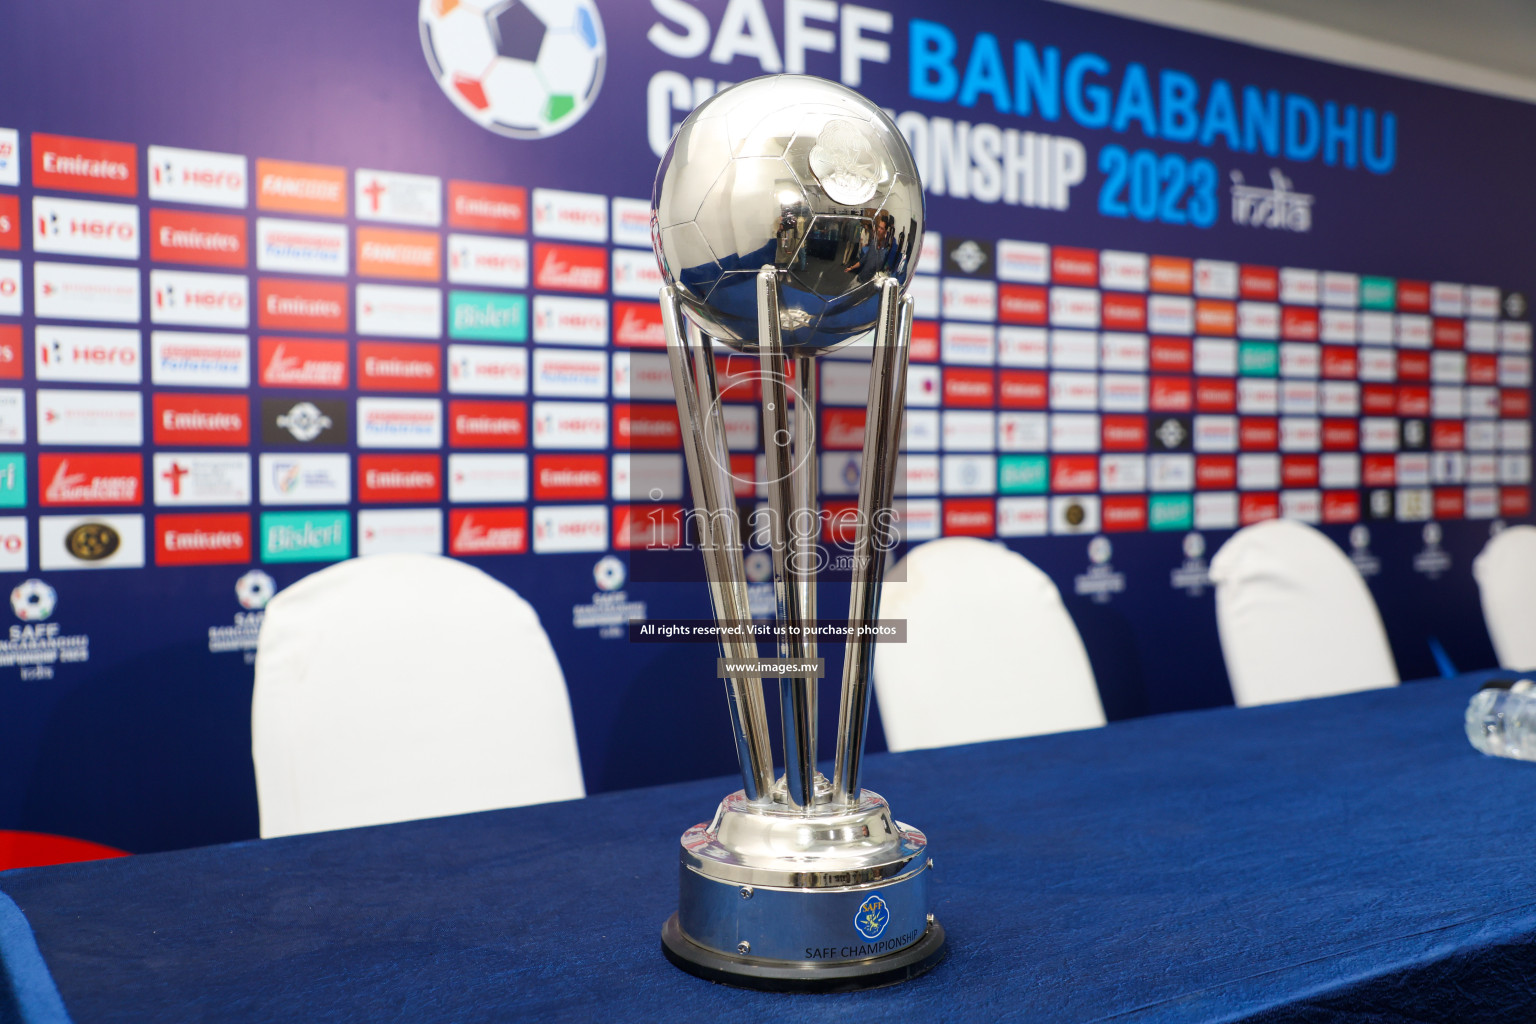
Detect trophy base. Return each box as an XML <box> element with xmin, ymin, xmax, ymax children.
<box><xmin>662</xmin><ymin>913</ymin><xmax>946</xmax><ymax>992</ymax></box>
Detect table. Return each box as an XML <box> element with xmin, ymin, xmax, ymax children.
<box><xmin>3</xmin><ymin>671</ymin><xmax>1534</xmax><ymax>1023</ymax></box>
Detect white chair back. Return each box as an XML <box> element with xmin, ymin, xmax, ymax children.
<box><xmin>252</xmin><ymin>553</ymin><xmax>584</xmax><ymax>838</ymax></box>
<box><xmin>1210</xmin><ymin>520</ymin><xmax>1398</xmax><ymax>706</ymax></box>
<box><xmin>1473</xmin><ymin>525</ymin><xmax>1536</xmax><ymax>670</ymax></box>
<box><xmin>873</xmin><ymin>537</ymin><xmax>1104</xmax><ymax>751</ymax></box>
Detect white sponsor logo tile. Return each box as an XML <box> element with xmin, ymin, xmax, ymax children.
<box><xmin>941</xmin><ymin>454</ymin><xmax>995</xmax><ymax>495</ymax></box>
<box><xmin>448</xmin><ymin>453</ymin><xmax>529</xmax><ymax>503</ymax></box>
<box><xmin>532</xmin><ymin>188</ymin><xmax>606</xmax><ymax>242</ymax></box>
<box><xmin>356</xmin><ymin>397</ymin><xmax>442</xmax><ymax>448</ymax></box>
<box><xmin>153</xmin><ymin>452</ymin><xmax>251</xmax><ymax>505</ymax></box>
<box><xmin>356</xmin><ymin>169</ymin><xmax>442</xmax><ymax>226</ymax></box>
<box><xmin>995</xmin><ymin>240</ymin><xmax>1048</xmax><ymax>283</ymax></box>
<box><xmin>997</xmin><ymin>412</ymin><xmax>1047</xmax><ymax>452</ymax></box>
<box><xmin>1100</xmin><ymin>251</ymin><xmax>1147</xmax><ymax>291</ymax></box>
<box><xmin>259</xmin><ymin>453</ymin><xmax>350</xmax><ymax>505</ymax></box>
<box><xmin>35</xmin><ymin>325</ymin><xmax>141</xmax><ymax>384</ymax></box>
<box><xmin>37</xmin><ymin>388</ymin><xmax>139</xmax><ymax>446</ymax></box>
<box><xmin>532</xmin><ymin>347</ymin><xmax>605</xmax><ymax>398</ymax></box>
<box><xmin>998</xmin><ymin>326</ymin><xmax>1047</xmax><ymax>367</ymax></box>
<box><xmin>151</xmin><ymin>331</ymin><xmax>249</xmax><ymax>388</ymax></box>
<box><xmin>147</xmin><ymin>145</ymin><xmax>247</xmax><ymax>207</ymax></box>
<box><xmin>610</xmin><ymin>247</ymin><xmax>664</xmax><ymax>299</ymax></box>
<box><xmin>941</xmin><ymin>323</ymin><xmax>995</xmax><ymax>365</ymax></box>
<box><xmin>943</xmin><ymin>278</ymin><xmax>997</xmax><ymax>321</ymax></box>
<box><xmin>358</xmin><ymin>508</ymin><xmax>443</xmax><ymax>555</ymax></box>
<box><xmin>997</xmin><ymin>496</ymin><xmax>1048</xmax><ymax>536</ymax></box>
<box><xmin>610</xmin><ymin>197</ymin><xmax>652</xmax><ymax>248</ymax></box>
<box><xmin>150</xmin><ymin>269</ymin><xmax>248</xmax><ymax>328</ymax></box>
<box><xmin>36</xmin><ymin>261</ymin><xmax>140</xmax><ymax>322</ymax></box>
<box><xmin>33</xmin><ymin>196</ymin><xmax>139</xmax><ymax>259</ymax></box>
<box><xmin>40</xmin><ymin>513</ymin><xmax>145</xmax><ymax>570</ymax></box>
<box><xmin>1049</xmin><ymin>287</ymin><xmax>1099</xmax><ymax>329</ymax></box>
<box><xmin>611</xmin><ymin>351</ymin><xmax>674</xmax><ymax>400</ymax></box>
<box><xmin>1194</xmin><ymin>260</ymin><xmax>1238</xmax><ymax>298</ymax></box>
<box><xmin>532</xmin><ymin>295</ymin><xmax>606</xmax><ymax>345</ymax></box>
<box><xmin>357</xmin><ymin>284</ymin><xmax>441</xmax><ymax>338</ymax></box>
<box><xmin>256</xmin><ymin>217</ymin><xmax>348</xmax><ymax>276</ymax></box>
<box><xmin>532</xmin><ymin>504</ymin><xmax>607</xmax><ymax>552</ymax></box>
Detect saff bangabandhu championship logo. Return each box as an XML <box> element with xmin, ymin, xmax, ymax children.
<box><xmin>419</xmin><ymin>0</ymin><xmax>606</xmax><ymax>140</ymax></box>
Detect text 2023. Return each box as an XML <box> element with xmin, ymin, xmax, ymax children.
<box><xmin>1098</xmin><ymin>146</ymin><xmax>1218</xmax><ymax>227</ymax></box>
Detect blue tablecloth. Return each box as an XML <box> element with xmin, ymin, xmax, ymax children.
<box><xmin>3</xmin><ymin>671</ymin><xmax>1534</xmax><ymax>1023</ymax></box>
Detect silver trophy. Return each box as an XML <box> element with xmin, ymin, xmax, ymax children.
<box><xmin>652</xmin><ymin>74</ymin><xmax>943</xmax><ymax>990</ymax></box>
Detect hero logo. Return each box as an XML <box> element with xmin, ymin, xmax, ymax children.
<box><xmin>534</xmin><ymin>243</ymin><xmax>606</xmax><ymax>293</ymax></box>
<box><xmin>35</xmin><ymin>326</ymin><xmax>140</xmax><ymax>384</ymax></box>
<box><xmin>446</xmin><ymin>233</ymin><xmax>528</xmax><ymax>288</ymax></box>
<box><xmin>530</xmin><ymin>188</ymin><xmax>607</xmax><ymax>241</ymax></box>
<box><xmin>40</xmin><ymin>455</ymin><xmax>142</xmax><ymax>506</ymax></box>
<box><xmin>147</xmin><ymin>146</ymin><xmax>248</xmax><ymax>207</ymax></box>
<box><xmin>533</xmin><ymin>400</ymin><xmax>608</xmax><ymax>449</ymax></box>
<box><xmin>533</xmin><ymin>295</ymin><xmax>607</xmax><ymax>344</ymax></box>
<box><xmin>33</xmin><ymin>197</ymin><xmax>138</xmax><ymax>259</ymax></box>
<box><xmin>449</xmin><ymin>508</ymin><xmax>528</xmax><ymax>555</ymax></box>
<box><xmin>151</xmin><ymin>271</ymin><xmax>248</xmax><ymax>328</ymax></box>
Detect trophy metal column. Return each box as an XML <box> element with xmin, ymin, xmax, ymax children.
<box><xmin>651</xmin><ymin>74</ymin><xmax>944</xmax><ymax>991</ymax></box>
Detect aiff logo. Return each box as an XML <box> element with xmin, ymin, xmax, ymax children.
<box><xmin>854</xmin><ymin>893</ymin><xmax>890</xmax><ymax>941</ymax></box>
<box><xmin>418</xmin><ymin>0</ymin><xmax>606</xmax><ymax>140</ymax></box>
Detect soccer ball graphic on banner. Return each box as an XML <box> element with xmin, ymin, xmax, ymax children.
<box><xmin>419</xmin><ymin>0</ymin><xmax>605</xmax><ymax>140</ymax></box>
<box><xmin>11</xmin><ymin>579</ymin><xmax>56</xmax><ymax>623</ymax></box>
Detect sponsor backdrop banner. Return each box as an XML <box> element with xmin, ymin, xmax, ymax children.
<box><xmin>0</xmin><ymin>0</ymin><xmax>1530</xmax><ymax>851</ymax></box>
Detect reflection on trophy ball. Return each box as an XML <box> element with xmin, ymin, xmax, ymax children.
<box><xmin>651</xmin><ymin>75</ymin><xmax>924</xmax><ymax>355</ymax></box>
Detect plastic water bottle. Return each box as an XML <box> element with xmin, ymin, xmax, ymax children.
<box><xmin>1466</xmin><ymin>679</ymin><xmax>1536</xmax><ymax>760</ymax></box>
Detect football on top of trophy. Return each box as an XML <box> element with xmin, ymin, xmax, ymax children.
<box><xmin>651</xmin><ymin>74</ymin><xmax>924</xmax><ymax>355</ymax></box>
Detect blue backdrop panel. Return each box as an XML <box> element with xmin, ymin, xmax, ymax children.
<box><xmin>0</xmin><ymin>0</ymin><xmax>1528</xmax><ymax>853</ymax></box>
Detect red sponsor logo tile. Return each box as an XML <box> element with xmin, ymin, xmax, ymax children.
<box><xmin>943</xmin><ymin>498</ymin><xmax>996</xmax><ymax>536</ymax></box>
<box><xmin>1196</xmin><ymin>378</ymin><xmax>1236</xmax><ymax>413</ymax></box>
<box><xmin>1396</xmin><ymin>280</ymin><xmax>1430</xmax><ymax>313</ymax></box>
<box><xmin>1239</xmin><ymin>265</ymin><xmax>1278</xmax><ymax>300</ymax></box>
<box><xmin>534</xmin><ymin>242</ymin><xmax>607</xmax><ymax>293</ymax></box>
<box><xmin>1363</xmin><ymin>454</ymin><xmax>1396</xmax><ymax>487</ymax></box>
<box><xmin>614</xmin><ymin>504</ymin><xmax>684</xmax><ymax>549</ymax></box>
<box><xmin>998</xmin><ymin>284</ymin><xmax>1047</xmax><ymax>325</ymax></box>
<box><xmin>943</xmin><ymin>368</ymin><xmax>994</xmax><ymax>407</ymax></box>
<box><xmin>357</xmin><ymin>341</ymin><xmax>441</xmax><ymax>392</ymax></box>
<box><xmin>447</xmin><ymin>180</ymin><xmax>527</xmax><ymax>234</ymax></box>
<box><xmin>0</xmin><ymin>325</ymin><xmax>21</xmax><ymax>380</ymax></box>
<box><xmin>1051</xmin><ymin>455</ymin><xmax>1097</xmax><ymax>492</ymax></box>
<box><xmin>149</xmin><ymin>209</ymin><xmax>247</xmax><ymax>268</ymax></box>
<box><xmin>1239</xmin><ymin>492</ymin><xmax>1280</xmax><ymax>525</ymax></box>
<box><xmin>1051</xmin><ymin>247</ymin><xmax>1097</xmax><ymax>286</ymax></box>
<box><xmin>449</xmin><ymin>507</ymin><xmax>528</xmax><ymax>555</ymax></box>
<box><xmin>1397</xmin><ymin>351</ymin><xmax>1430</xmax><ymax>381</ymax></box>
<box><xmin>1397</xmin><ymin>385</ymin><xmax>1430</xmax><ymax>417</ymax></box>
<box><xmin>1195</xmin><ymin>300</ymin><xmax>1236</xmax><ymax>336</ymax></box>
<box><xmin>1432</xmin><ymin>318</ymin><xmax>1465</xmax><ymax>349</ymax></box>
<box><xmin>532</xmin><ymin>454</ymin><xmax>606</xmax><ymax>500</ymax></box>
<box><xmin>1322</xmin><ymin>491</ymin><xmax>1360</xmax><ymax>523</ymax></box>
<box><xmin>1150</xmin><ymin>338</ymin><xmax>1192</xmax><ymax>373</ymax></box>
<box><xmin>1281</xmin><ymin>307</ymin><xmax>1319</xmax><ymax>341</ymax></box>
<box><xmin>1501</xmin><ymin>487</ymin><xmax>1531</xmax><ymax>517</ymax></box>
<box><xmin>1101</xmin><ymin>293</ymin><xmax>1146</xmax><ymax>330</ymax></box>
<box><xmin>1434</xmin><ymin>488</ymin><xmax>1465</xmax><ymax>519</ymax></box>
<box><xmin>1502</xmin><ymin>389</ymin><xmax>1532</xmax><ymax>419</ymax></box>
<box><xmin>612</xmin><ymin>301</ymin><xmax>665</xmax><ymax>348</ymax></box>
<box><xmin>715</xmin><ymin>355</ymin><xmax>760</xmax><ymax>402</ymax></box>
<box><xmin>909</xmin><ymin>320</ymin><xmax>939</xmax><ymax>362</ymax></box>
<box><xmin>613</xmin><ymin>403</ymin><xmax>680</xmax><ymax>449</ymax></box>
<box><xmin>153</xmin><ymin>393</ymin><xmax>249</xmax><ymax>446</ymax></box>
<box><xmin>1431</xmin><ymin>421</ymin><xmax>1465</xmax><ymax>450</ymax></box>
<box><xmin>1150</xmin><ymin>255</ymin><xmax>1192</xmax><ymax>293</ymax></box>
<box><xmin>822</xmin><ymin>408</ymin><xmax>866</xmax><ymax>449</ymax></box>
<box><xmin>1467</xmin><ymin>354</ymin><xmax>1499</xmax><ymax>385</ymax></box>
<box><xmin>999</xmin><ymin>370</ymin><xmax>1047</xmax><ymax>409</ymax></box>
<box><xmin>1321</xmin><ymin>347</ymin><xmax>1358</xmax><ymax>379</ymax></box>
<box><xmin>1240</xmin><ymin>417</ymin><xmax>1278</xmax><ymax>450</ymax></box>
<box><xmin>156</xmin><ymin>513</ymin><xmax>251</xmax><ymax>565</ymax></box>
<box><xmin>258</xmin><ymin>337</ymin><xmax>348</xmax><ymax>389</ymax></box>
<box><xmin>0</xmin><ymin>195</ymin><xmax>18</xmax><ymax>250</ymax></box>
<box><xmin>1102</xmin><ymin>495</ymin><xmax>1147</xmax><ymax>532</ymax></box>
<box><xmin>1101</xmin><ymin>415</ymin><xmax>1146</xmax><ymax>450</ymax></box>
<box><xmin>359</xmin><ymin>454</ymin><xmax>442</xmax><ymax>503</ymax></box>
<box><xmin>729</xmin><ymin>454</ymin><xmax>758</xmax><ymax>498</ymax></box>
<box><xmin>1150</xmin><ymin>376</ymin><xmax>1192</xmax><ymax>412</ymax></box>
<box><xmin>821</xmin><ymin>500</ymin><xmax>860</xmax><ymax>544</ymax></box>
<box><xmin>448</xmin><ymin>399</ymin><xmax>526</xmax><ymax>448</ymax></box>
<box><xmin>1196</xmin><ymin>455</ymin><xmax>1236</xmax><ymax>489</ymax></box>
<box><xmin>1281</xmin><ymin>455</ymin><xmax>1319</xmax><ymax>488</ymax></box>
<box><xmin>257</xmin><ymin>278</ymin><xmax>348</xmax><ymax>332</ymax></box>
<box><xmin>32</xmin><ymin>133</ymin><xmax>137</xmax><ymax>196</ymax></box>
<box><xmin>1362</xmin><ymin>384</ymin><xmax>1397</xmax><ymax>415</ymax></box>
<box><xmin>1322</xmin><ymin>419</ymin><xmax>1359</xmax><ymax>450</ymax></box>
<box><xmin>38</xmin><ymin>453</ymin><xmax>142</xmax><ymax>506</ymax></box>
